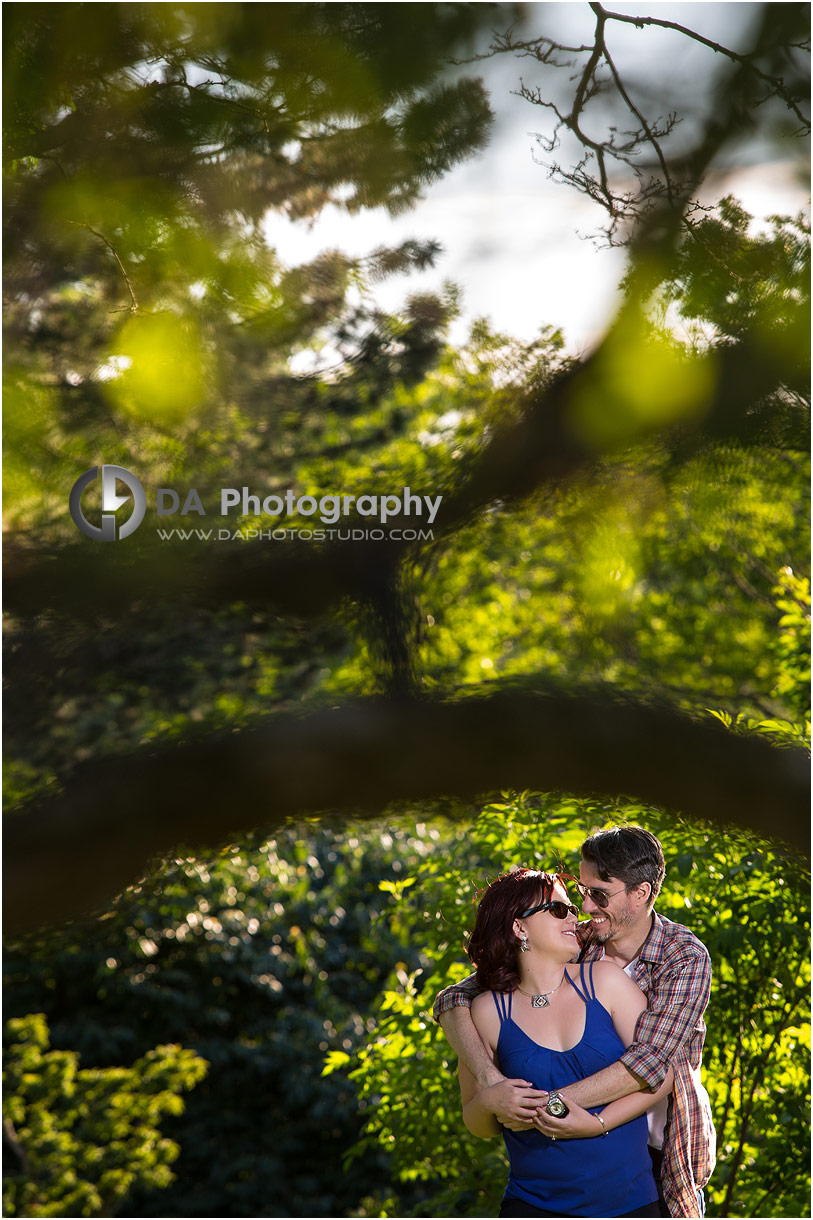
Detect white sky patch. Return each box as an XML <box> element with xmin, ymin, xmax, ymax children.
<box><xmin>417</xmin><ymin>409</ymin><xmax>466</xmax><ymax>448</ymax></box>
<box><xmin>95</xmin><ymin>355</ymin><xmax>133</xmax><ymax>382</ymax></box>
<box><xmin>288</xmin><ymin>349</ymin><xmax>328</xmax><ymax>376</ymax></box>
<box><xmin>699</xmin><ymin>161</ymin><xmax>810</xmax><ymax>228</ymax></box>
<box><xmin>262</xmin><ymin>3</ymin><xmax>809</xmax><ymax>359</ymax></box>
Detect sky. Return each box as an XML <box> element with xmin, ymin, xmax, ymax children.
<box><xmin>262</xmin><ymin>2</ymin><xmax>810</xmax><ymax>361</ymax></box>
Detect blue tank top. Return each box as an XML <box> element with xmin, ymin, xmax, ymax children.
<box><xmin>493</xmin><ymin>962</ymin><xmax>657</xmax><ymax>1217</ymax></box>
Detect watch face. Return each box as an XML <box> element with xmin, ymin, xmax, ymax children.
<box><xmin>546</xmin><ymin>1094</ymin><xmax>569</xmax><ymax>1118</ymax></box>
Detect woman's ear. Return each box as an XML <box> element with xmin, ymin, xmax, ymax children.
<box><xmin>512</xmin><ymin>918</ymin><xmax>525</xmax><ymax>940</ymax></box>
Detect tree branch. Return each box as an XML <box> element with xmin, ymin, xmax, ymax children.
<box><xmin>598</xmin><ymin>4</ymin><xmax>810</xmax><ymax>132</ymax></box>
<box><xmin>4</xmin><ymin>690</ymin><xmax>808</xmax><ymax>935</ymax></box>
<box><xmin>67</xmin><ymin>221</ymin><xmax>139</xmax><ymax>313</ymax></box>
<box><xmin>486</xmin><ymin>2</ymin><xmax>809</xmax><ymax>241</ymax></box>
<box><xmin>2</xmin><ymin>1118</ymin><xmax>31</xmax><ymax>1177</ymax></box>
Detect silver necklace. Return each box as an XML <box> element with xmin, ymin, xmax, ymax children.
<box><xmin>516</xmin><ymin>974</ymin><xmax>565</xmax><ymax>1008</ymax></box>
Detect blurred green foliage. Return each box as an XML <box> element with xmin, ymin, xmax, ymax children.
<box><xmin>771</xmin><ymin>566</ymin><xmax>811</xmax><ymax>718</ymax></box>
<box><xmin>3</xmin><ymin>1013</ymin><xmax>207</xmax><ymax>1217</ymax></box>
<box><xmin>3</xmin><ymin>0</ymin><xmax>499</xmax><ymax>534</ymax></box>
<box><xmin>4</xmin><ymin>825</ymin><xmax>447</xmax><ymax>1217</ymax></box>
<box><xmin>660</xmin><ymin>199</ymin><xmax>811</xmax><ymax>349</ymax></box>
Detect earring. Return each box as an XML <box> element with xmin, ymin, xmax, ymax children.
<box><xmin>520</xmin><ymin>934</ymin><xmax>529</xmax><ymax>953</ymax></box>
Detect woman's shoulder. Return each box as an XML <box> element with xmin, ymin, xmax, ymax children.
<box><xmin>471</xmin><ymin>988</ymin><xmax>513</xmax><ymax>1023</ymax></box>
<box><xmin>564</xmin><ymin>959</ymin><xmax>623</xmax><ymax>980</ymax></box>
<box><xmin>566</xmin><ymin>959</ymin><xmax>631</xmax><ymax>996</ymax></box>
<box><xmin>471</xmin><ymin>988</ymin><xmax>498</xmax><ymax>1015</ymax></box>
<box><xmin>470</xmin><ymin>988</ymin><xmax>503</xmax><ymax>1041</ymax></box>
<box><xmin>585</xmin><ymin>959</ymin><xmax>627</xmax><ymax>980</ymax></box>
<box><xmin>583</xmin><ymin>960</ymin><xmax>646</xmax><ymax>1018</ymax></box>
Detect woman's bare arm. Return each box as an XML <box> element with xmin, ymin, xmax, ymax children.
<box><xmin>458</xmin><ymin>997</ymin><xmax>503</xmax><ymax>1138</ymax></box>
<box><xmin>459</xmin><ymin>1059</ymin><xmax>502</xmax><ymax>1138</ymax></box>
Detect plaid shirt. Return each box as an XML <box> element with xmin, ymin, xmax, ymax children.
<box><xmin>434</xmin><ymin>912</ymin><xmax>716</xmax><ymax>1218</ymax></box>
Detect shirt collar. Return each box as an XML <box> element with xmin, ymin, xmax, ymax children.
<box><xmin>637</xmin><ymin>910</ymin><xmax>666</xmax><ymax>963</ymax></box>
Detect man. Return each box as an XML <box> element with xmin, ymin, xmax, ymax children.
<box><xmin>434</xmin><ymin>826</ymin><xmax>716</xmax><ymax>1218</ymax></box>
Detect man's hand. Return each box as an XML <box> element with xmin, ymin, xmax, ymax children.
<box><xmin>479</xmin><ymin>1079</ymin><xmax>549</xmax><ymax>1131</ymax></box>
<box><xmin>533</xmin><ymin>1095</ymin><xmax>604</xmax><ymax>1141</ymax></box>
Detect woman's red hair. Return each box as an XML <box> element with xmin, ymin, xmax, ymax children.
<box><xmin>466</xmin><ymin>869</ymin><xmax>570</xmax><ymax>992</ymax></box>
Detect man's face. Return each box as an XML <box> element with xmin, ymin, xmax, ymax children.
<box><xmin>578</xmin><ymin>859</ymin><xmax>641</xmax><ymax>944</ymax></box>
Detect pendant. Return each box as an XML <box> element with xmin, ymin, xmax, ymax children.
<box><xmin>531</xmin><ymin>994</ymin><xmax>550</xmax><ymax>1008</ymax></box>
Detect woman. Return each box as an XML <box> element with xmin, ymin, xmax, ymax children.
<box><xmin>458</xmin><ymin>868</ymin><xmax>672</xmax><ymax>1218</ymax></box>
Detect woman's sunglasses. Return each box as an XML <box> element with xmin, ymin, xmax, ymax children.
<box><xmin>518</xmin><ymin>900</ymin><xmax>579</xmax><ymax>920</ymax></box>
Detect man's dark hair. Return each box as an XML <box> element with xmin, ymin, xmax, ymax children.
<box><xmin>581</xmin><ymin>826</ymin><xmax>665</xmax><ymax>906</ymax></box>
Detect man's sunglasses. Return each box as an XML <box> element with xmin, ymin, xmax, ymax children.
<box><xmin>574</xmin><ymin>882</ymin><xmax>630</xmax><ymax>909</ymax></box>
<box><xmin>518</xmin><ymin>900</ymin><xmax>579</xmax><ymax>920</ymax></box>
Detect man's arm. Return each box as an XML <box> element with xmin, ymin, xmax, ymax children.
<box><xmin>553</xmin><ymin>947</ymin><xmax>713</xmax><ymax>1109</ymax></box>
<box><xmin>556</xmin><ymin>1059</ymin><xmax>648</xmax><ymax>1109</ymax></box>
<box><xmin>617</xmin><ymin>951</ymin><xmax>711</xmax><ymax>1091</ymax></box>
<box><xmin>535</xmin><ymin>1066</ymin><xmax>675</xmax><ymax>1140</ymax></box>
<box><xmin>432</xmin><ymin>971</ymin><xmax>481</xmax><ymax>1023</ymax></box>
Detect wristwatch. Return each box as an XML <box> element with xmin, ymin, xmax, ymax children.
<box><xmin>545</xmin><ymin>1091</ymin><xmax>570</xmax><ymax>1118</ymax></box>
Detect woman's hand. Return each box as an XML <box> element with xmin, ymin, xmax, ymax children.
<box><xmin>481</xmin><ymin>1079</ymin><xmax>549</xmax><ymax>1130</ymax></box>
<box><xmin>534</xmin><ymin>1096</ymin><xmax>607</xmax><ymax>1141</ymax></box>
<box><xmin>460</xmin><ymin>1062</ymin><xmax>547</xmax><ymax>1138</ymax></box>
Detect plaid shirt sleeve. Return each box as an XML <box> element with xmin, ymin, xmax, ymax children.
<box><xmin>620</xmin><ymin>947</ymin><xmax>712</xmax><ymax>1090</ymax></box>
<box><xmin>432</xmin><ymin>972</ymin><xmax>483</xmax><ymax>1023</ymax></box>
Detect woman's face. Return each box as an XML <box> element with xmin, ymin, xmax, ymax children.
<box><xmin>514</xmin><ymin>879</ymin><xmax>579</xmax><ymax>959</ymax></box>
